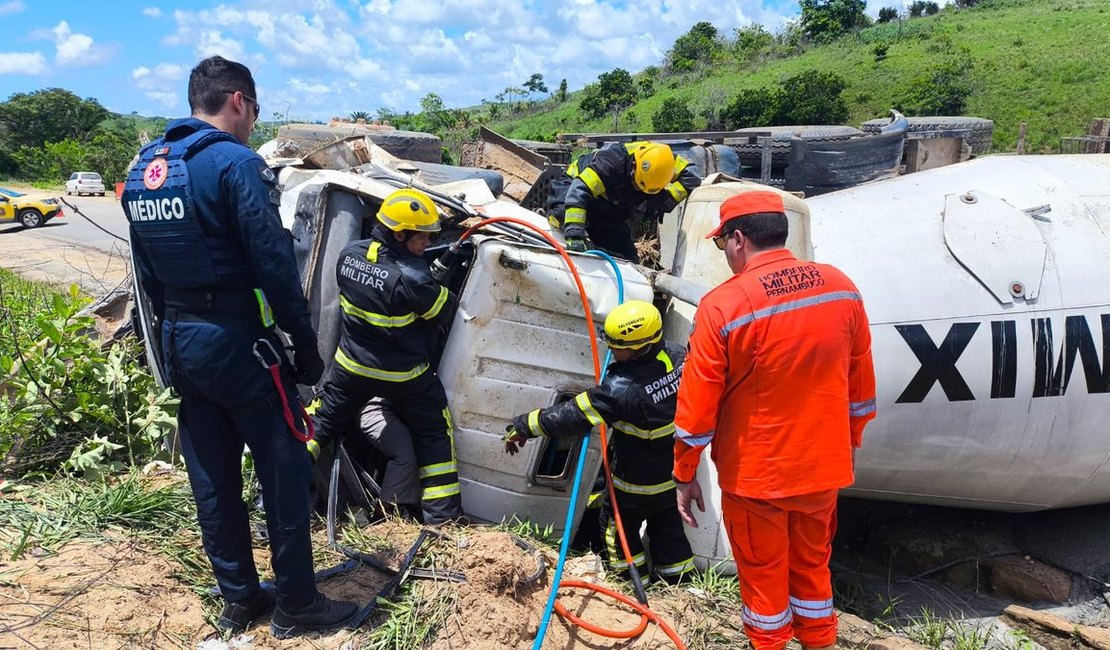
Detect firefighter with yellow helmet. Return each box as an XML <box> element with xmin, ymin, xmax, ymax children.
<box><xmin>546</xmin><ymin>141</ymin><xmax>702</xmax><ymax>258</ymax></box>
<box><xmin>504</xmin><ymin>300</ymin><xmax>696</xmax><ymax>585</ymax></box>
<box><xmin>311</xmin><ymin>187</ymin><xmax>464</xmax><ymax>525</ymax></box>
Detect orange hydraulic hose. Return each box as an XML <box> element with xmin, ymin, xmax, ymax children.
<box><xmin>457</xmin><ymin>218</ymin><xmax>686</xmax><ymax>650</ymax></box>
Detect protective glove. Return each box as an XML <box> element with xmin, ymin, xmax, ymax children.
<box><xmin>503</xmin><ymin>424</ymin><xmax>535</xmax><ymax>455</ymax></box>
<box><xmin>293</xmin><ymin>340</ymin><xmax>325</xmax><ymax>386</ymax></box>
<box><xmin>563</xmin><ymin>224</ymin><xmax>588</xmax><ymax>253</ymax></box>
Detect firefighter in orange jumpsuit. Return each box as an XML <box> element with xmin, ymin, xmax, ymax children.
<box><xmin>673</xmin><ymin>190</ymin><xmax>876</xmax><ymax>650</ymax></box>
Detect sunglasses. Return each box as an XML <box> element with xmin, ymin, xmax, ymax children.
<box><xmin>225</xmin><ymin>90</ymin><xmax>260</xmax><ymax>119</ymax></box>
<box><xmin>713</xmin><ymin>230</ymin><xmax>735</xmax><ymax>251</ymax></box>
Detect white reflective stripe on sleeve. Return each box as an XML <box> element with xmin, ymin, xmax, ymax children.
<box><xmin>849</xmin><ymin>398</ymin><xmax>876</xmax><ymax>417</ymax></box>
<box><xmin>742</xmin><ymin>606</ymin><xmax>793</xmax><ymax>631</ymax></box>
<box><xmin>675</xmin><ymin>426</ymin><xmax>714</xmax><ymax>447</ymax></box>
<box><xmin>790</xmin><ymin>596</ymin><xmax>834</xmax><ymax>618</ymax></box>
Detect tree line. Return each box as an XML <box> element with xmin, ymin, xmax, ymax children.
<box><xmin>0</xmin><ymin>88</ymin><xmax>157</xmax><ymax>186</ymax></box>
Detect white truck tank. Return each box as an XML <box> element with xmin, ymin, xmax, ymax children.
<box><xmin>660</xmin><ymin>156</ymin><xmax>1110</xmax><ymax>569</ymax></box>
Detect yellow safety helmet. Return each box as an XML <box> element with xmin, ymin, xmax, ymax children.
<box><xmin>631</xmin><ymin>142</ymin><xmax>675</xmax><ymax>195</ymax></box>
<box><xmin>377</xmin><ymin>188</ymin><xmax>441</xmax><ymax>233</ymax></box>
<box><xmin>603</xmin><ymin>300</ymin><xmax>663</xmax><ymax>350</ymax></box>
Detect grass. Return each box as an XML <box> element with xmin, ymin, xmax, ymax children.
<box><xmin>0</xmin><ymin>474</ymin><xmax>194</xmax><ymax>559</ymax></box>
<box><xmin>364</xmin><ymin>581</ymin><xmax>456</xmax><ymax>650</ymax></box>
<box><xmin>486</xmin><ymin>0</ymin><xmax>1110</xmax><ymax>153</ymax></box>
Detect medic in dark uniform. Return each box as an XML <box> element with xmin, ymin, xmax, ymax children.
<box><xmin>546</xmin><ymin>141</ymin><xmax>702</xmax><ymax>259</ymax></box>
<box><xmin>504</xmin><ymin>300</ymin><xmax>696</xmax><ymax>586</ymax></box>
<box><xmin>310</xmin><ymin>187</ymin><xmax>465</xmax><ymax>525</ymax></box>
<box><xmin>123</xmin><ymin>56</ymin><xmax>357</xmax><ymax>639</ymax></box>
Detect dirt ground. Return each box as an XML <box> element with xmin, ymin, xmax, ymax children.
<box><xmin>0</xmin><ymin>515</ymin><xmax>734</xmax><ymax>650</ymax></box>
<box><xmin>0</xmin><ymin>230</ymin><xmax>130</xmax><ymax>297</ymax></box>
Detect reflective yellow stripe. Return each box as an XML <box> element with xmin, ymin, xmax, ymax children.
<box><xmin>339</xmin><ymin>295</ymin><xmax>415</xmax><ymax>328</ymax></box>
<box><xmin>423</xmin><ymin>482</ymin><xmax>461</xmax><ymax>500</ymax></box>
<box><xmin>673</xmin><ymin>155</ymin><xmax>690</xmax><ymax>175</ymax></box>
<box><xmin>253</xmin><ymin>289</ymin><xmax>275</xmax><ymax>328</ymax></box>
<box><xmin>305</xmin><ymin>398</ymin><xmax>321</xmax><ymax>415</ymax></box>
<box><xmin>575</xmin><ymin>393</ymin><xmax>604</xmax><ymax>427</ymax></box>
<box><xmin>655</xmin><ymin>558</ymin><xmax>695</xmax><ymax>576</ymax></box>
<box><xmin>612</xmin><ymin>421</ymin><xmax>676</xmax><ymax>440</ymax></box>
<box><xmin>527</xmin><ymin>409</ymin><xmax>548</xmax><ymax>437</ymax></box>
<box><xmin>656</xmin><ymin>349</ymin><xmax>674</xmax><ymax>373</ymax></box>
<box><xmin>419</xmin><ymin>286</ymin><xmax>449</xmax><ymax>320</ymax></box>
<box><xmin>306</xmin><ymin>439</ymin><xmax>320</xmax><ymax>460</ymax></box>
<box><xmin>578</xmin><ymin>167</ymin><xmax>606</xmax><ymax>197</ymax></box>
<box><xmin>334</xmin><ymin>347</ymin><xmax>429</xmax><ymax>382</ymax></box>
<box><xmin>586</xmin><ymin>491</ymin><xmax>604</xmax><ymax>509</ymax></box>
<box><xmin>564</xmin><ymin>207</ymin><xmax>587</xmax><ymax>226</ymax></box>
<box><xmin>666</xmin><ymin>181</ymin><xmax>689</xmax><ymax>203</ymax></box>
<box><xmin>366</xmin><ymin>240</ymin><xmax>381</xmax><ymax>262</ymax></box>
<box><xmin>566</xmin><ymin>159</ymin><xmax>580</xmax><ymax>177</ymax></box>
<box><xmin>419</xmin><ymin>460</ymin><xmax>458</xmax><ymax>479</ymax></box>
<box><xmin>443</xmin><ymin>406</ymin><xmax>457</xmax><ymax>458</ymax></box>
<box><xmin>548</xmin><ymin>215</ymin><xmax>562</xmax><ymax>229</ymax></box>
<box><xmin>611</xmin><ymin>475</ymin><xmax>676</xmax><ymax>495</ymax></box>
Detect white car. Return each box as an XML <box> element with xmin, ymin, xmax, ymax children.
<box><xmin>66</xmin><ymin>171</ymin><xmax>105</xmax><ymax>196</ymax></box>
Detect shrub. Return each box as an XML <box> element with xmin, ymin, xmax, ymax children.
<box><xmin>0</xmin><ymin>280</ymin><xmax>177</xmax><ymax>478</ymax></box>
<box><xmin>773</xmin><ymin>70</ymin><xmax>850</xmax><ymax>124</ymax></box>
<box><xmin>722</xmin><ymin>87</ymin><xmax>777</xmax><ymax>129</ymax></box>
<box><xmin>652</xmin><ymin>98</ymin><xmax>696</xmax><ymax>132</ymax></box>
<box><xmin>897</xmin><ymin>59</ymin><xmax>973</xmax><ymax>115</ymax></box>
<box><xmin>873</xmin><ymin>43</ymin><xmax>890</xmax><ymax>60</ymax></box>
<box><xmin>878</xmin><ymin>7</ymin><xmax>899</xmax><ymax>22</ymax></box>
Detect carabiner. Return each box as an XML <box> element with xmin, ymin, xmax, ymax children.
<box><xmin>252</xmin><ymin>338</ymin><xmax>281</xmax><ymax>369</ymax></box>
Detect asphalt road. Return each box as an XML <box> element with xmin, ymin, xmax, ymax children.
<box><xmin>0</xmin><ymin>192</ymin><xmax>131</xmax><ymax>256</ymax></box>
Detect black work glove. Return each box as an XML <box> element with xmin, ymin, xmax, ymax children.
<box><xmin>563</xmin><ymin>224</ymin><xmax>588</xmax><ymax>253</ymax></box>
<box><xmin>293</xmin><ymin>340</ymin><xmax>325</xmax><ymax>386</ymax></box>
<box><xmin>503</xmin><ymin>414</ymin><xmax>538</xmax><ymax>455</ymax></box>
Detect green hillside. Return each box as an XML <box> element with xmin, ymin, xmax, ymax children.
<box><xmin>485</xmin><ymin>0</ymin><xmax>1110</xmax><ymax>154</ymax></box>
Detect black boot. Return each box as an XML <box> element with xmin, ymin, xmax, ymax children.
<box><xmin>217</xmin><ymin>585</ymin><xmax>275</xmax><ymax>634</ymax></box>
<box><xmin>269</xmin><ymin>593</ymin><xmax>359</xmax><ymax>639</ymax></box>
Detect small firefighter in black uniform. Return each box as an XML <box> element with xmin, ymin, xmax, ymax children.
<box><xmin>546</xmin><ymin>141</ymin><xmax>702</xmax><ymax>258</ymax></box>
<box><xmin>504</xmin><ymin>300</ymin><xmax>696</xmax><ymax>585</ymax></box>
<box><xmin>311</xmin><ymin>188</ymin><xmax>464</xmax><ymax>525</ymax></box>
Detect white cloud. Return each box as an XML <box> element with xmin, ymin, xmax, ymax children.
<box><xmin>0</xmin><ymin>1</ymin><xmax>24</xmax><ymax>16</ymax></box>
<box><xmin>158</xmin><ymin>0</ymin><xmax>797</xmax><ymax>116</ymax></box>
<box><xmin>52</xmin><ymin>20</ymin><xmax>114</xmax><ymax>66</ymax></box>
<box><xmin>142</xmin><ymin>7</ymin><xmax>163</xmax><ymax>18</ymax></box>
<box><xmin>145</xmin><ymin>91</ymin><xmax>179</xmax><ymax>109</ymax></box>
<box><xmin>133</xmin><ymin>63</ymin><xmax>187</xmax><ymax>111</ymax></box>
<box><xmin>196</xmin><ymin>30</ymin><xmax>246</xmax><ymax>60</ymax></box>
<box><xmin>0</xmin><ymin>51</ymin><xmax>46</xmax><ymax>75</ymax></box>
<box><xmin>289</xmin><ymin>78</ymin><xmax>330</xmax><ymax>95</ymax></box>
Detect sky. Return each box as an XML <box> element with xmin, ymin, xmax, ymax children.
<box><xmin>0</xmin><ymin>0</ymin><xmax>914</xmax><ymax>120</ymax></box>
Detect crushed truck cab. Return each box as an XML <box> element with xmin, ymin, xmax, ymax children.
<box><xmin>131</xmin><ymin>133</ymin><xmax>1110</xmax><ymax>573</ymax></box>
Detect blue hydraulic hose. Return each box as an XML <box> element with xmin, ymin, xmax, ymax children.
<box><xmin>532</xmin><ymin>249</ymin><xmax>625</xmax><ymax>650</ymax></box>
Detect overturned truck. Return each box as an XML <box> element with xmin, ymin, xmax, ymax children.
<box><xmin>132</xmin><ymin>133</ymin><xmax>1110</xmax><ymax>571</ymax></box>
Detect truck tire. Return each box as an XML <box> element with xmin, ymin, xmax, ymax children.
<box><xmin>277</xmin><ymin>124</ymin><xmax>442</xmax><ymax>163</ymax></box>
<box><xmin>733</xmin><ymin>125</ymin><xmax>863</xmax><ymax>169</ymax></box>
<box><xmin>18</xmin><ymin>208</ymin><xmax>43</xmax><ymax>228</ymax></box>
<box><xmin>860</xmin><ymin>116</ymin><xmax>994</xmax><ymax>154</ymax></box>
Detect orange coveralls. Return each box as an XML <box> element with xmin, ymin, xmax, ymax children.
<box><xmin>674</xmin><ymin>248</ymin><xmax>876</xmax><ymax>650</ymax></box>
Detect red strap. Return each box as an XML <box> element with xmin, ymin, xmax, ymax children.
<box><xmin>264</xmin><ymin>364</ymin><xmax>315</xmax><ymax>442</ymax></box>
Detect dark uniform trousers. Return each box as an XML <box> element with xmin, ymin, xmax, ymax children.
<box><xmin>164</xmin><ymin>309</ymin><xmax>316</xmax><ymax>609</ymax></box>
<box><xmin>546</xmin><ymin>176</ymin><xmax>638</xmax><ymax>260</ymax></box>
<box><xmin>311</xmin><ymin>364</ymin><xmax>460</xmax><ymax>524</ymax></box>
<box><xmin>602</xmin><ymin>489</ymin><xmax>696</xmax><ymax>587</ymax></box>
